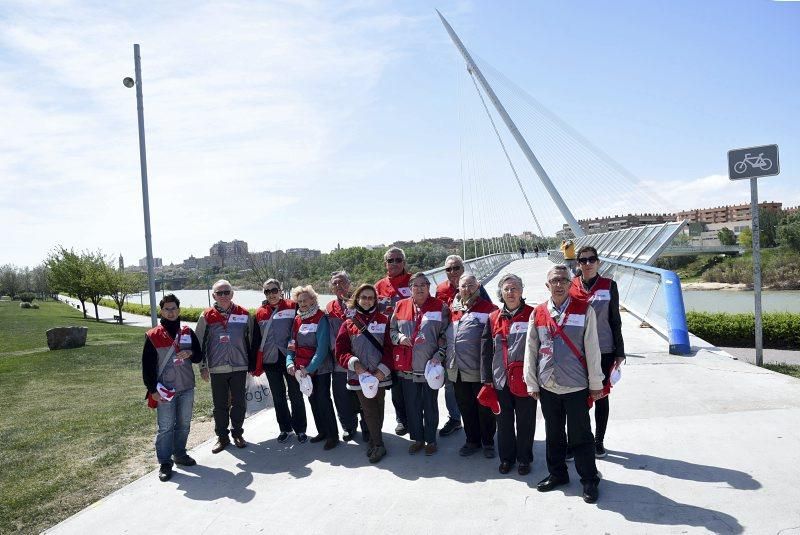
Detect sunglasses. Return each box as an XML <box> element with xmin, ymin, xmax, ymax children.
<box><xmin>578</xmin><ymin>256</ymin><xmax>599</xmax><ymax>265</ymax></box>
<box><xmin>385</xmin><ymin>258</ymin><xmax>404</xmax><ymax>264</ymax></box>
<box><xmin>264</xmin><ymin>288</ymin><xmax>281</xmax><ymax>295</ymax></box>
<box><xmin>445</xmin><ymin>266</ymin><xmax>463</xmax><ymax>273</ymax></box>
<box><xmin>214</xmin><ymin>290</ymin><xmax>232</xmax><ymax>296</ymax></box>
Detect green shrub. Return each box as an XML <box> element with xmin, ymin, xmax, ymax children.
<box><xmin>97</xmin><ymin>298</ymin><xmax>256</xmax><ymax>323</ymax></box>
<box><xmin>687</xmin><ymin>311</ymin><xmax>800</xmax><ymax>349</ymax></box>
<box><xmin>18</xmin><ymin>292</ymin><xmax>36</xmax><ymax>303</ymax></box>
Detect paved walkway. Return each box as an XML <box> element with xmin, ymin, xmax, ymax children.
<box><xmin>49</xmin><ymin>259</ymin><xmax>800</xmax><ymax>534</ymax></box>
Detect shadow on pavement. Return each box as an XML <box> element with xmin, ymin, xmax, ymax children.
<box><xmin>171</xmin><ymin>465</ymin><xmax>256</xmax><ymax>503</ymax></box>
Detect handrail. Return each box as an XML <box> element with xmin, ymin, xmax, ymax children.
<box><xmin>424</xmin><ymin>252</ymin><xmax>519</xmax><ymax>287</ymax></box>
<box><xmin>598</xmin><ymin>256</ymin><xmax>691</xmax><ymax>355</ymax></box>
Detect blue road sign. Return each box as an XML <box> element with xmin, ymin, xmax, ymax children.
<box><xmin>728</xmin><ymin>144</ymin><xmax>779</xmax><ymax>181</ymax></box>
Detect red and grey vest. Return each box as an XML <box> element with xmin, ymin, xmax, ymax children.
<box><xmin>200</xmin><ymin>304</ymin><xmax>250</xmax><ymax>372</ymax></box>
<box><xmin>255</xmin><ymin>299</ymin><xmax>296</xmax><ymax>365</ymax></box>
<box><xmin>146</xmin><ymin>324</ymin><xmax>195</xmax><ymax>392</ymax></box>
<box><xmin>375</xmin><ymin>273</ymin><xmax>412</xmax><ymax>315</ymax></box>
<box><xmin>435</xmin><ymin>281</ymin><xmax>458</xmax><ymax>306</ymax></box>
<box><xmin>326</xmin><ymin>297</ymin><xmax>355</xmax><ymax>372</ymax></box>
<box><xmin>392</xmin><ymin>296</ymin><xmax>447</xmax><ymax>378</ymax></box>
<box><xmin>570</xmin><ymin>276</ymin><xmax>614</xmax><ymax>354</ymax></box>
<box><xmin>533</xmin><ymin>298</ymin><xmax>591</xmax><ymax>389</ymax></box>
<box><xmin>340</xmin><ymin>311</ymin><xmax>392</xmax><ymax>389</ymax></box>
<box><xmin>446</xmin><ymin>298</ymin><xmax>498</xmax><ymax>377</ymax></box>
<box><xmin>488</xmin><ymin>305</ymin><xmax>534</xmax><ymax>389</ymax></box>
<box><xmin>292</xmin><ymin>309</ymin><xmax>333</xmax><ymax>375</ymax></box>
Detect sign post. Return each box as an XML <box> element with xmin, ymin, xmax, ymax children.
<box><xmin>727</xmin><ymin>144</ymin><xmax>780</xmax><ymax>367</ymax></box>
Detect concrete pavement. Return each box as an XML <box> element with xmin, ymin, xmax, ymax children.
<box><xmin>48</xmin><ymin>259</ymin><xmax>800</xmax><ymax>534</ymax></box>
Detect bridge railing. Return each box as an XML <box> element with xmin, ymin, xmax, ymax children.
<box><xmin>598</xmin><ymin>258</ymin><xmax>691</xmax><ymax>355</ymax></box>
<box><xmin>424</xmin><ymin>252</ymin><xmax>520</xmax><ymax>287</ymax></box>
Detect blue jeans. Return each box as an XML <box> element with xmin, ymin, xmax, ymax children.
<box><xmin>401</xmin><ymin>378</ymin><xmax>439</xmax><ymax>444</ymax></box>
<box><xmin>155</xmin><ymin>388</ymin><xmax>194</xmax><ymax>465</ymax></box>
<box><xmin>444</xmin><ymin>378</ymin><xmax>461</xmax><ymax>422</ymax></box>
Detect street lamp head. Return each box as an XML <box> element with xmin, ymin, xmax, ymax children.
<box><xmin>123</xmin><ymin>77</ymin><xmax>135</xmax><ymax>88</ymax></box>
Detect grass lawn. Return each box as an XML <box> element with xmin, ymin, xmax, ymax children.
<box><xmin>763</xmin><ymin>363</ymin><xmax>800</xmax><ymax>379</ymax></box>
<box><xmin>0</xmin><ymin>300</ymin><xmax>212</xmax><ymax>534</ymax></box>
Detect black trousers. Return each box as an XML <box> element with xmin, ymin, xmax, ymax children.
<box><xmin>593</xmin><ymin>353</ymin><xmax>617</xmax><ymax>442</ymax></box>
<box><xmin>539</xmin><ymin>387</ymin><xmax>599</xmax><ymax>484</ymax></box>
<box><xmin>496</xmin><ymin>384</ymin><xmax>536</xmax><ymax>464</ymax></box>
<box><xmin>454</xmin><ymin>375</ymin><xmax>496</xmax><ymax>447</ymax></box>
<box><xmin>309</xmin><ymin>372</ymin><xmax>338</xmax><ymax>439</ymax></box>
<box><xmin>265</xmin><ymin>363</ymin><xmax>307</xmax><ymax>434</ymax></box>
<box><xmin>357</xmin><ymin>388</ymin><xmax>386</xmax><ymax>448</ymax></box>
<box><xmin>390</xmin><ymin>371</ymin><xmax>407</xmax><ymax>425</ymax></box>
<box><xmin>332</xmin><ymin>371</ymin><xmax>358</xmax><ymax>432</ymax></box>
<box><xmin>210</xmin><ymin>370</ymin><xmax>247</xmax><ymax>439</ymax></box>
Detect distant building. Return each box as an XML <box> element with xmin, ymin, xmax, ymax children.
<box><xmin>558</xmin><ymin>212</ymin><xmax>674</xmax><ymax>239</ymax></box>
<box><xmin>139</xmin><ymin>257</ymin><xmax>163</xmax><ymax>268</ymax></box>
<box><xmin>675</xmin><ymin>202</ymin><xmax>782</xmax><ymax>224</ymax></box>
<box><xmin>286</xmin><ymin>248</ymin><xmax>321</xmax><ymax>261</ymax></box>
<box><xmin>210</xmin><ymin>240</ymin><xmax>249</xmax><ymax>269</ymax></box>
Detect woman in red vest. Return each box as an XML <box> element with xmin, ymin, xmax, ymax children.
<box><xmin>287</xmin><ymin>285</ymin><xmax>339</xmax><ymax>450</ymax></box>
<box><xmin>569</xmin><ymin>246</ymin><xmax>625</xmax><ymax>458</ymax></box>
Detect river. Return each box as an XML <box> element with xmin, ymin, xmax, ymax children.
<box><xmin>129</xmin><ymin>288</ymin><xmax>800</xmax><ymax>314</ymax></box>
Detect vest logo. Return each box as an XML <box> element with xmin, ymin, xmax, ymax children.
<box><xmin>179</xmin><ymin>334</ymin><xmax>192</xmax><ymax>344</ymax></box>
<box><xmin>467</xmin><ymin>312</ymin><xmax>490</xmax><ymax>324</ymax></box>
<box><xmin>346</xmin><ymin>309</ymin><xmax>356</xmax><ymax>318</ymax></box>
<box><xmin>422</xmin><ymin>311</ymin><xmax>442</xmax><ymax>322</ymax></box>
<box><xmin>298</xmin><ymin>323</ymin><xmax>318</xmax><ymax>334</ymax></box>
<box><xmin>398</xmin><ymin>287</ymin><xmax>412</xmax><ymax>297</ymax></box>
<box><xmin>509</xmin><ymin>321</ymin><xmax>528</xmax><ymax>334</ymax></box>
<box><xmin>367</xmin><ymin>322</ymin><xmax>386</xmax><ymax>334</ymax></box>
<box><xmin>273</xmin><ymin>309</ymin><xmax>294</xmax><ymax>320</ymax></box>
<box><xmin>565</xmin><ymin>314</ymin><xmax>585</xmax><ymax>327</ymax></box>
<box><xmin>229</xmin><ymin>314</ymin><xmax>248</xmax><ymax>324</ymax></box>
<box><xmin>591</xmin><ymin>290</ymin><xmax>611</xmax><ymax>301</ymax></box>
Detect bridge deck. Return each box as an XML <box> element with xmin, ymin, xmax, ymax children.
<box><xmin>49</xmin><ymin>258</ymin><xmax>800</xmax><ymax>534</ymax></box>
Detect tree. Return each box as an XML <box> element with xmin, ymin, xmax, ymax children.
<box><xmin>777</xmin><ymin>212</ymin><xmax>800</xmax><ymax>252</ymax></box>
<box><xmin>84</xmin><ymin>252</ymin><xmax>114</xmax><ymax>321</ymax></box>
<box><xmin>109</xmin><ymin>271</ymin><xmax>146</xmax><ymax>323</ymax></box>
<box><xmin>717</xmin><ymin>227</ymin><xmax>736</xmax><ymax>246</ymax></box>
<box><xmin>47</xmin><ymin>247</ymin><xmax>92</xmax><ymax>318</ymax></box>
<box><xmin>31</xmin><ymin>264</ymin><xmax>50</xmax><ymax>299</ymax></box>
<box><xmin>738</xmin><ymin>226</ymin><xmax>753</xmax><ymax>249</ymax></box>
<box><xmin>759</xmin><ymin>207</ymin><xmax>783</xmax><ymax>248</ymax></box>
<box><xmin>0</xmin><ymin>264</ymin><xmax>20</xmax><ymax>299</ymax></box>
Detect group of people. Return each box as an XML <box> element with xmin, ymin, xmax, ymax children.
<box><xmin>142</xmin><ymin>245</ymin><xmax>625</xmax><ymax>504</ymax></box>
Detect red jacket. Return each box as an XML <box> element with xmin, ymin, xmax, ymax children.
<box><xmin>435</xmin><ymin>280</ymin><xmax>458</xmax><ymax>306</ymax></box>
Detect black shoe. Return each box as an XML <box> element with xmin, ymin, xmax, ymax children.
<box><xmin>537</xmin><ymin>474</ymin><xmax>570</xmax><ymax>492</ymax></box>
<box><xmin>277</xmin><ymin>432</ymin><xmax>290</xmax><ymax>443</ymax></box>
<box><xmin>395</xmin><ymin>422</ymin><xmax>408</xmax><ymax>436</ymax></box>
<box><xmin>459</xmin><ymin>443</ymin><xmax>481</xmax><ymax>457</ymax></box>
<box><xmin>297</xmin><ymin>433</ymin><xmax>308</xmax><ymax>444</ymax></box>
<box><xmin>310</xmin><ymin>434</ymin><xmax>326</xmax><ymax>443</ymax></box>
<box><xmin>211</xmin><ymin>437</ymin><xmax>230</xmax><ymax>454</ymax></box>
<box><xmin>324</xmin><ymin>437</ymin><xmax>340</xmax><ymax>450</ymax></box>
<box><xmin>158</xmin><ymin>463</ymin><xmax>173</xmax><ymax>482</ymax></box>
<box><xmin>518</xmin><ymin>463</ymin><xmax>531</xmax><ymax>476</ymax></box>
<box><xmin>369</xmin><ymin>445</ymin><xmax>387</xmax><ymax>464</ymax></box>
<box><xmin>483</xmin><ymin>446</ymin><xmax>496</xmax><ymax>459</ymax></box>
<box><xmin>173</xmin><ymin>455</ymin><xmax>196</xmax><ymax>467</ymax></box>
<box><xmin>233</xmin><ymin>436</ymin><xmax>246</xmax><ymax>448</ymax></box>
<box><xmin>595</xmin><ymin>441</ymin><xmax>607</xmax><ymax>458</ymax></box>
<box><xmin>342</xmin><ymin>428</ymin><xmax>356</xmax><ymax>442</ymax></box>
<box><xmin>499</xmin><ymin>461</ymin><xmax>514</xmax><ymax>474</ymax></box>
<box><xmin>439</xmin><ymin>419</ymin><xmax>463</xmax><ymax>437</ymax></box>
<box><xmin>583</xmin><ymin>481</ymin><xmax>599</xmax><ymax>503</ymax></box>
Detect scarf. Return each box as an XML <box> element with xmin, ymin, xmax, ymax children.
<box><xmin>501</xmin><ymin>298</ymin><xmax>526</xmax><ymax>319</ymax></box>
<box><xmin>452</xmin><ymin>291</ymin><xmax>478</xmax><ymax>313</ymax></box>
<box><xmin>355</xmin><ymin>303</ymin><xmax>376</xmax><ymax>315</ymax></box>
<box><xmin>160</xmin><ymin>317</ymin><xmax>181</xmax><ymax>338</ymax></box>
<box><xmin>298</xmin><ymin>303</ymin><xmax>319</xmax><ymax>320</ymax></box>
<box><xmin>213</xmin><ymin>303</ymin><xmax>232</xmax><ymax>316</ymax></box>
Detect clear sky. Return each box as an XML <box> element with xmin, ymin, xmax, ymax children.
<box><xmin>1</xmin><ymin>0</ymin><xmax>798</xmax><ymax>267</ymax></box>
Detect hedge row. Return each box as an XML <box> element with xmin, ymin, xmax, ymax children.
<box><xmin>98</xmin><ymin>299</ymin><xmax>257</xmax><ymax>323</ymax></box>
<box><xmin>686</xmin><ymin>311</ymin><xmax>800</xmax><ymax>349</ymax></box>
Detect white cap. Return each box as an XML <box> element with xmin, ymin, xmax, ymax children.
<box><xmin>358</xmin><ymin>373</ymin><xmax>379</xmax><ymax>399</ymax></box>
<box><xmin>424</xmin><ymin>360</ymin><xmax>445</xmax><ymax>390</ymax></box>
<box><xmin>296</xmin><ymin>373</ymin><xmax>313</xmax><ymax>397</ymax></box>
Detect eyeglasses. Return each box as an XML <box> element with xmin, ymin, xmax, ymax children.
<box><xmin>162</xmin><ymin>306</ymin><xmax>179</xmax><ymax>312</ymax></box>
<box><xmin>214</xmin><ymin>290</ymin><xmax>232</xmax><ymax>296</ymax></box>
<box><xmin>385</xmin><ymin>257</ymin><xmax>404</xmax><ymax>264</ymax></box>
<box><xmin>264</xmin><ymin>288</ymin><xmax>281</xmax><ymax>295</ymax></box>
<box><xmin>548</xmin><ymin>278</ymin><xmax>570</xmax><ymax>286</ymax></box>
<box><xmin>445</xmin><ymin>265</ymin><xmax>464</xmax><ymax>273</ymax></box>
<box><xmin>578</xmin><ymin>256</ymin><xmax>599</xmax><ymax>265</ymax></box>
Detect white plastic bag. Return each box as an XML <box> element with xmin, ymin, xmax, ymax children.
<box><xmin>245</xmin><ymin>373</ymin><xmax>273</xmax><ymax>418</ymax></box>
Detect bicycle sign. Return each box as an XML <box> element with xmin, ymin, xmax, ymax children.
<box><xmin>728</xmin><ymin>144</ymin><xmax>779</xmax><ymax>181</ymax></box>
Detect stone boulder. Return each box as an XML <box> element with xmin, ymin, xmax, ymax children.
<box><xmin>46</xmin><ymin>327</ymin><xmax>88</xmax><ymax>350</ymax></box>
<box><xmin>20</xmin><ymin>302</ymin><xmax>32</xmax><ymax>309</ymax></box>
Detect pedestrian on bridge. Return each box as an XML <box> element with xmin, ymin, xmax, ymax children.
<box><xmin>335</xmin><ymin>284</ymin><xmax>394</xmax><ymax>464</ymax></box>
<box><xmin>524</xmin><ymin>265</ymin><xmax>604</xmax><ymax>504</ymax></box>
<box><xmin>196</xmin><ymin>280</ymin><xmax>254</xmax><ymax>454</ymax></box>
<box><xmin>326</xmin><ymin>271</ymin><xmax>362</xmax><ymax>443</ymax></box>
<box><xmin>390</xmin><ymin>272</ymin><xmax>449</xmax><ymax>456</ymax></box>
<box><xmin>375</xmin><ymin>246</ymin><xmax>411</xmax><ymax>437</ymax></box>
<box><xmin>446</xmin><ymin>273</ymin><xmax>498</xmax><ymax>459</ymax></box>
<box><xmin>287</xmin><ymin>285</ymin><xmax>339</xmax><ymax>451</ymax></box>
<box><xmin>251</xmin><ymin>279</ymin><xmax>308</xmax><ymax>444</ymax></box>
<box><xmin>569</xmin><ymin>246</ymin><xmax>625</xmax><ymax>459</ymax></box>
<box><xmin>481</xmin><ymin>273</ymin><xmax>536</xmax><ymax>476</ymax></box>
<box><xmin>561</xmin><ymin>240</ymin><xmax>577</xmax><ymax>275</ymax></box>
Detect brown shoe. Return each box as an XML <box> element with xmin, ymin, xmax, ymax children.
<box><xmin>233</xmin><ymin>436</ymin><xmax>246</xmax><ymax>448</ymax></box>
<box><xmin>212</xmin><ymin>437</ymin><xmax>230</xmax><ymax>454</ymax></box>
<box><xmin>424</xmin><ymin>443</ymin><xmax>437</xmax><ymax>456</ymax></box>
<box><xmin>408</xmin><ymin>441</ymin><xmax>425</xmax><ymax>455</ymax></box>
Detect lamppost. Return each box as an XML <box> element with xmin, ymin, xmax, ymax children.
<box><xmin>123</xmin><ymin>44</ymin><xmax>157</xmax><ymax>327</ymax></box>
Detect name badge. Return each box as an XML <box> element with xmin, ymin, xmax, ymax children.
<box><xmin>273</xmin><ymin>309</ymin><xmax>294</xmax><ymax>320</ymax></box>
<box><xmin>592</xmin><ymin>290</ymin><xmax>611</xmax><ymax>301</ymax></box>
<box><xmin>422</xmin><ymin>311</ymin><xmax>442</xmax><ymax>322</ymax></box>
<box><xmin>179</xmin><ymin>334</ymin><xmax>192</xmax><ymax>344</ymax></box>
<box><xmin>565</xmin><ymin>314</ymin><xmax>585</xmax><ymax>327</ymax></box>
<box><xmin>219</xmin><ymin>334</ymin><xmax>231</xmax><ymax>343</ymax></box>
<box><xmin>229</xmin><ymin>314</ymin><xmax>248</xmax><ymax>324</ymax></box>
<box><xmin>367</xmin><ymin>322</ymin><xmax>386</xmax><ymax>334</ymax></box>
<box><xmin>509</xmin><ymin>321</ymin><xmax>528</xmax><ymax>334</ymax></box>
<box><xmin>398</xmin><ymin>287</ymin><xmax>412</xmax><ymax>297</ymax></box>
<box><xmin>345</xmin><ymin>309</ymin><xmax>356</xmax><ymax>318</ymax></box>
<box><xmin>298</xmin><ymin>323</ymin><xmax>318</xmax><ymax>334</ymax></box>
<box><xmin>468</xmin><ymin>312</ymin><xmax>490</xmax><ymax>324</ymax></box>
